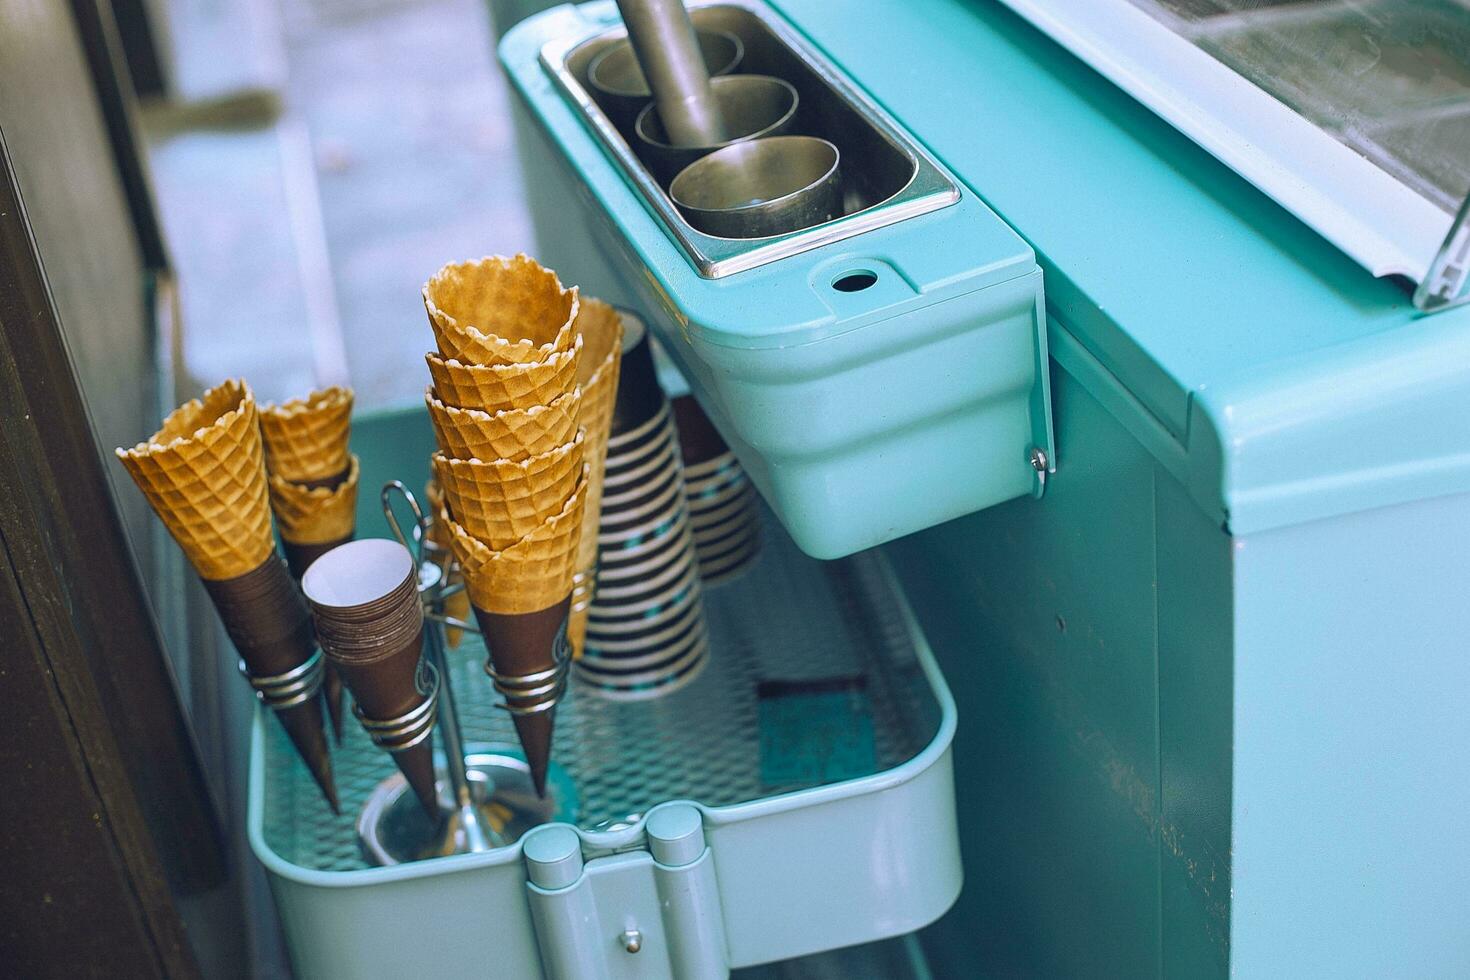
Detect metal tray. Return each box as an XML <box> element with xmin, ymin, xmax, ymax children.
<box><xmin>249</xmin><ymin>497</ymin><xmax>960</xmax><ymax>976</ymax></box>
<box><xmin>539</xmin><ymin>0</ymin><xmax>959</xmax><ymax>277</ymax></box>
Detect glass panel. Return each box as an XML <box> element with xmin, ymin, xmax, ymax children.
<box><xmin>1127</xmin><ymin>0</ymin><xmax>1470</xmax><ymax>213</ymax></box>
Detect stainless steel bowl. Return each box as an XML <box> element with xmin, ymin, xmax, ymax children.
<box><xmin>634</xmin><ymin>74</ymin><xmax>798</xmax><ymax>183</ymax></box>
<box><xmin>670</xmin><ymin>135</ymin><xmax>842</xmax><ymax>239</ymax></box>
<box><xmin>588</xmin><ymin>29</ymin><xmax>743</xmax><ymax>128</ymax></box>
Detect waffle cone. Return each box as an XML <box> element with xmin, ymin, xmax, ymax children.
<box><xmin>259</xmin><ymin>387</ymin><xmax>353</xmax><ymax>483</ymax></box>
<box><xmin>568</xmin><ymin>568</ymin><xmax>593</xmax><ymax>659</ymax></box>
<box><xmin>424</xmin><ymin>254</ymin><xmax>579</xmax><ymax>365</ymax></box>
<box><xmin>445</xmin><ymin>473</ymin><xmax>587</xmax><ymax>615</ymax></box>
<box><xmin>424</xmin><ymin>334</ymin><xmax>581</xmax><ymax>411</ymax></box>
<box><xmin>268</xmin><ymin>455</ymin><xmax>360</xmax><ymax>545</ymax></box>
<box><xmin>426</xmin><ymin>387</ymin><xmax>582</xmax><ymax>462</ymax></box>
<box><xmin>433</xmin><ymin>432</ymin><xmax>585</xmax><ymax>550</ymax></box>
<box><xmin>116</xmin><ymin>379</ymin><xmax>275</xmax><ymax>580</ymax></box>
<box><xmin>570</xmin><ymin>299</ymin><xmax>625</xmax><ymax>576</ymax></box>
<box><xmin>425</xmin><ymin>477</ymin><xmax>471</xmax><ymax>647</ymax></box>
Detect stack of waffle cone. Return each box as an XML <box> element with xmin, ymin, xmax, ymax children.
<box><xmin>422</xmin><ymin>254</ymin><xmax>590</xmax><ymax>796</ymax></box>
<box><xmin>260</xmin><ymin>386</ymin><xmax>358</xmax><ymax>741</ymax></box>
<box><xmin>566</xmin><ymin>299</ymin><xmax>624</xmax><ymax>656</ymax></box>
<box><xmin>116</xmin><ymin>379</ymin><xmax>338</xmax><ymax>811</ymax></box>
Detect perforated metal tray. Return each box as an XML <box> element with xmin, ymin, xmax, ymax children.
<box><xmin>249</xmin><ymin>508</ymin><xmax>959</xmax><ymax>976</ymax></box>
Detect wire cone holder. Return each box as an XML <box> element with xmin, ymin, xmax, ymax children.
<box><xmin>483</xmin><ymin>626</ymin><xmax>571</xmax><ymax>716</ymax></box>
<box><xmin>351</xmin><ymin>656</ymin><xmax>440</xmax><ymax>754</ymax></box>
<box><xmin>312</xmin><ymin>482</ymin><xmax>575</xmax><ymax>866</ymax></box>
<box><xmin>239</xmin><ymin>648</ymin><xmax>326</xmax><ymax>711</ymax></box>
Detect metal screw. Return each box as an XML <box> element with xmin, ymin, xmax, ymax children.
<box><xmin>620</xmin><ymin>929</ymin><xmax>642</xmax><ymax>954</ymax></box>
<box><xmin>1029</xmin><ymin>447</ymin><xmax>1049</xmax><ymax>497</ymax></box>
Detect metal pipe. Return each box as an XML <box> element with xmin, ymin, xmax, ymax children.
<box><xmin>614</xmin><ymin>0</ymin><xmax>728</xmax><ymax>146</ymax></box>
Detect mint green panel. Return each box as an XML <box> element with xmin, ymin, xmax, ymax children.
<box><xmin>498</xmin><ymin>3</ymin><xmax>1055</xmax><ymax>559</ymax></box>
<box><xmin>773</xmin><ymin>0</ymin><xmax>1470</xmax><ymax>538</ymax></box>
<box><xmin>1155</xmin><ymin>476</ymin><xmax>1234</xmax><ymax>976</ymax></box>
<box><xmin>890</xmin><ymin>362</ymin><xmax>1180</xmax><ymax>977</ymax></box>
<box><xmin>1231</xmin><ymin>493</ymin><xmax>1470</xmax><ymax>977</ymax></box>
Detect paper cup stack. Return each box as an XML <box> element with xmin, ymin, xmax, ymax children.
<box><xmin>580</xmin><ymin>314</ymin><xmax>710</xmax><ymax>700</ymax></box>
<box><xmin>671</xmin><ymin>395</ymin><xmax>762</xmax><ymax>585</ymax></box>
<box><xmin>116</xmin><ymin>379</ymin><xmax>338</xmax><ymax>811</ymax></box>
<box><xmin>423</xmin><ymin>255</ymin><xmax>620</xmax><ymax>796</ymax></box>
<box><xmin>260</xmin><ymin>386</ymin><xmax>358</xmax><ymax>740</ymax></box>
<box><xmin>303</xmin><ymin>539</ymin><xmax>439</xmax><ymax>817</ymax></box>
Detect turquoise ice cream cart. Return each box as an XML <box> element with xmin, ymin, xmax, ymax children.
<box><xmin>247</xmin><ymin>0</ymin><xmax>1470</xmax><ymax>975</ymax></box>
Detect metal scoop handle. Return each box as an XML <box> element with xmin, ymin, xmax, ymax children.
<box><xmin>615</xmin><ymin>0</ymin><xmax>728</xmax><ymax>146</ymax></box>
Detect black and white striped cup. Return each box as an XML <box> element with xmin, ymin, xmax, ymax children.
<box><xmin>578</xmin><ymin>315</ymin><xmax>709</xmax><ymax>700</ymax></box>
<box><xmin>671</xmin><ymin>395</ymin><xmax>761</xmax><ymax>586</ymax></box>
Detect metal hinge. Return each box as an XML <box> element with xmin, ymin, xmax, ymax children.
<box><xmin>1414</xmin><ymin>192</ymin><xmax>1470</xmax><ymax>313</ymax></box>
<box><xmin>522</xmin><ymin>803</ymin><xmax>729</xmax><ymax>979</ymax></box>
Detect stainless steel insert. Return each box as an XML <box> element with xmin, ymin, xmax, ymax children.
<box><xmin>539</xmin><ymin>0</ymin><xmax>960</xmax><ymax>277</ymax></box>
<box><xmin>671</xmin><ymin>135</ymin><xmax>842</xmax><ymax>238</ymax></box>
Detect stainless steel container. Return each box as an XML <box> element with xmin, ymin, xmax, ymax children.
<box><xmin>587</xmin><ymin>29</ymin><xmax>743</xmax><ymax>127</ymax></box>
<box><xmin>634</xmin><ymin>74</ymin><xmax>798</xmax><ymax>183</ymax></box>
<box><xmin>670</xmin><ymin>135</ymin><xmax>841</xmax><ymax>238</ymax></box>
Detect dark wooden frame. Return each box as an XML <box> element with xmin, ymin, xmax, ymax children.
<box><xmin>0</xmin><ymin>131</ymin><xmax>213</xmax><ymax>978</ymax></box>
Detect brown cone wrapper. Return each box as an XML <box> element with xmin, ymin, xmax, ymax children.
<box><xmin>282</xmin><ymin>533</ymin><xmax>355</xmax><ymax>579</ymax></box>
<box><xmin>278</xmin><ymin>493</ymin><xmax>353</xmax><ymax>744</ymax></box>
<box><xmin>202</xmin><ymin>555</ymin><xmax>338</xmax><ymax>813</ymax></box>
<box><xmin>323</xmin><ymin>663</ymin><xmax>346</xmax><ymax>744</ymax></box>
<box><xmin>473</xmin><ymin>595</ymin><xmax>571</xmax><ymax>797</ymax></box>
<box><xmin>329</xmin><ymin>627</ymin><xmax>439</xmax><ymax>817</ymax></box>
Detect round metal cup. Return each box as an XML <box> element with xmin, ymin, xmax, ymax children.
<box><xmin>588</xmin><ymin>29</ymin><xmax>743</xmax><ymax>128</ymax></box>
<box><xmin>357</xmin><ymin>746</ymin><xmax>575</xmax><ymax>866</ymax></box>
<box><xmin>634</xmin><ymin>74</ymin><xmax>798</xmax><ymax>183</ymax></box>
<box><xmin>671</xmin><ymin>135</ymin><xmax>843</xmax><ymax>239</ymax></box>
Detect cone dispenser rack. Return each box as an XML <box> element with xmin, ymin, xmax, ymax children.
<box><xmin>249</xmin><ymin>419</ymin><xmax>962</xmax><ymax>979</ymax></box>
<box><xmin>346</xmin><ymin>481</ymin><xmax>571</xmax><ymax>864</ymax></box>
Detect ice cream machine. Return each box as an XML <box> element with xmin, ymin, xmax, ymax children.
<box><xmin>236</xmin><ymin>0</ymin><xmax>1470</xmax><ymax>976</ymax></box>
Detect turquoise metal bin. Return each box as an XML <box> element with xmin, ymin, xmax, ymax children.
<box><xmin>248</xmin><ymin>410</ymin><xmax>962</xmax><ymax>978</ymax></box>
<box><xmin>494</xmin><ymin>0</ymin><xmax>1470</xmax><ymax>976</ymax></box>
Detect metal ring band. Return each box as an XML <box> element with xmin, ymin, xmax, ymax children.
<box><xmin>239</xmin><ymin>649</ymin><xmax>325</xmax><ymax>709</ymax></box>
<box><xmin>352</xmin><ymin>659</ymin><xmax>440</xmax><ymax>745</ymax></box>
<box><xmin>493</xmin><ymin>682</ymin><xmax>568</xmax><ymax>716</ymax></box>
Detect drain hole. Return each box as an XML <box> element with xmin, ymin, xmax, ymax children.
<box><xmin>831</xmin><ymin>270</ymin><xmax>877</xmax><ymax>292</ymax></box>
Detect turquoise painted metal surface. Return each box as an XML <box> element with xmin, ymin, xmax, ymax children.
<box><xmin>499</xmin><ymin>2</ymin><xmax>1055</xmax><ymax>559</ymax></box>
<box><xmin>493</xmin><ymin>0</ymin><xmax>1470</xmax><ymax>975</ymax></box>
<box><xmin>747</xmin><ymin>0</ymin><xmax>1470</xmax><ymax>975</ymax></box>
<box><xmin>774</xmin><ymin>0</ymin><xmax>1470</xmax><ymax>539</ymax></box>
